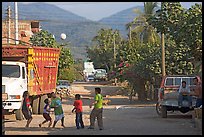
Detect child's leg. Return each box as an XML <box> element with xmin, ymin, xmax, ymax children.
<box><xmin>61</xmin><ymin>116</ymin><xmax>65</xmax><ymax>127</ymax></box>
<box><xmin>80</xmin><ymin>113</ymin><xmax>84</xmax><ymax>128</ymax></box>
<box><xmin>39</xmin><ymin>120</ymin><xmax>48</xmax><ymax>127</ymax></box>
<box><xmin>48</xmin><ymin>119</ymin><xmax>52</xmax><ymax>128</ymax></box>
<box><xmin>76</xmin><ymin>113</ymin><xmax>80</xmax><ymax>129</ymax></box>
<box><xmin>26</xmin><ymin>117</ymin><xmax>33</xmax><ymax>127</ymax></box>
<box><xmin>52</xmin><ymin>120</ymin><xmax>58</xmax><ymax>128</ymax></box>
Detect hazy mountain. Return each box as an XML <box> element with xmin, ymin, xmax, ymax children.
<box><xmin>2</xmin><ymin>2</ymin><xmax>110</xmax><ymax>59</ymax></box>
<box><xmin>99</xmin><ymin>6</ymin><xmax>144</xmax><ymax>38</ymax></box>
<box><xmin>2</xmin><ymin>2</ymin><xmax>89</xmax><ymax>22</ymax></box>
<box><xmin>2</xmin><ymin>3</ymin><xmax>156</xmax><ymax>59</ymax></box>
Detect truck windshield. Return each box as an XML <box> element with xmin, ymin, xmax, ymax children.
<box><xmin>2</xmin><ymin>64</ymin><xmax>20</xmax><ymax>78</ymax></box>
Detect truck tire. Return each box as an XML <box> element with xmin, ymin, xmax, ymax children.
<box><xmin>32</xmin><ymin>97</ymin><xmax>40</xmax><ymax>114</ymax></box>
<box><xmin>39</xmin><ymin>95</ymin><xmax>47</xmax><ymax>114</ymax></box>
<box><xmin>156</xmin><ymin>102</ymin><xmax>162</xmax><ymax>116</ymax></box>
<box><xmin>161</xmin><ymin>105</ymin><xmax>167</xmax><ymax>118</ymax></box>
<box><xmin>15</xmin><ymin>109</ymin><xmax>24</xmax><ymax>120</ymax></box>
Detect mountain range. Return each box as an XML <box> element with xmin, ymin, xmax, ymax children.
<box><xmin>2</xmin><ymin>2</ymin><xmax>143</xmax><ymax>59</ymax></box>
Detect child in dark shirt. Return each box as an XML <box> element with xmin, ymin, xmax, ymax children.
<box><xmin>72</xmin><ymin>94</ymin><xmax>84</xmax><ymax>129</ymax></box>
<box><xmin>39</xmin><ymin>98</ymin><xmax>52</xmax><ymax>128</ymax></box>
<box><xmin>22</xmin><ymin>91</ymin><xmax>33</xmax><ymax>127</ymax></box>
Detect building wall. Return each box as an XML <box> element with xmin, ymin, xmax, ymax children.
<box><xmin>2</xmin><ymin>20</ymin><xmax>39</xmax><ymax>45</ymax></box>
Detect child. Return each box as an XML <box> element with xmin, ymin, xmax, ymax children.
<box><xmin>50</xmin><ymin>92</ymin><xmax>65</xmax><ymax>128</ymax></box>
<box><xmin>72</xmin><ymin>94</ymin><xmax>84</xmax><ymax>129</ymax></box>
<box><xmin>39</xmin><ymin>98</ymin><xmax>52</xmax><ymax>128</ymax></box>
<box><xmin>88</xmin><ymin>87</ymin><xmax>103</xmax><ymax>130</ymax></box>
<box><xmin>22</xmin><ymin>91</ymin><xmax>33</xmax><ymax>127</ymax></box>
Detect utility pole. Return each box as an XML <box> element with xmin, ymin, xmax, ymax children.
<box><xmin>113</xmin><ymin>31</ymin><xmax>117</xmax><ymax>85</ymax></box>
<box><xmin>14</xmin><ymin>2</ymin><xmax>19</xmax><ymax>45</ymax></box>
<box><xmin>161</xmin><ymin>2</ymin><xmax>166</xmax><ymax>77</ymax></box>
<box><xmin>6</xmin><ymin>6</ymin><xmax>11</xmax><ymax>46</ymax></box>
<box><xmin>129</xmin><ymin>25</ymin><xmax>132</xmax><ymax>42</ymax></box>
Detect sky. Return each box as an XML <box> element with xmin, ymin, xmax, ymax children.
<box><xmin>21</xmin><ymin>2</ymin><xmax>202</xmax><ymax>21</ymax></box>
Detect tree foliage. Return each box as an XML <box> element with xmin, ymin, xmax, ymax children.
<box><xmin>87</xmin><ymin>28</ymin><xmax>123</xmax><ymax>71</ymax></box>
<box><xmin>29</xmin><ymin>30</ymin><xmax>74</xmax><ymax>81</ymax></box>
<box><xmin>30</xmin><ymin>30</ymin><xmax>57</xmax><ymax>48</ymax></box>
<box><xmin>126</xmin><ymin>2</ymin><xmax>160</xmax><ymax>45</ymax></box>
<box><xmin>148</xmin><ymin>2</ymin><xmax>202</xmax><ymax>62</ymax></box>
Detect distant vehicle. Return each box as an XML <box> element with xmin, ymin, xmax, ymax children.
<box><xmin>156</xmin><ymin>75</ymin><xmax>201</xmax><ymax>118</ymax></box>
<box><xmin>87</xmin><ymin>75</ymin><xmax>95</xmax><ymax>82</ymax></box>
<box><xmin>56</xmin><ymin>80</ymin><xmax>71</xmax><ymax>90</ymax></box>
<box><xmin>56</xmin><ymin>80</ymin><xmax>71</xmax><ymax>98</ymax></box>
<box><xmin>83</xmin><ymin>61</ymin><xmax>95</xmax><ymax>82</ymax></box>
<box><xmin>94</xmin><ymin>69</ymin><xmax>107</xmax><ymax>81</ymax></box>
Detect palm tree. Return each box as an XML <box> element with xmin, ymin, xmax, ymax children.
<box><xmin>127</xmin><ymin>2</ymin><xmax>160</xmax><ymax>45</ymax></box>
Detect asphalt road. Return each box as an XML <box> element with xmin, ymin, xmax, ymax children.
<box><xmin>4</xmin><ymin>82</ymin><xmax>202</xmax><ymax>135</ymax></box>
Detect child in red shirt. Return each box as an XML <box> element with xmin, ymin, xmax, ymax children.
<box><xmin>72</xmin><ymin>94</ymin><xmax>84</xmax><ymax>129</ymax></box>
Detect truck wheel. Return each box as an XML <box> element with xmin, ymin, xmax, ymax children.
<box><xmin>161</xmin><ymin>105</ymin><xmax>167</xmax><ymax>118</ymax></box>
<box><xmin>39</xmin><ymin>95</ymin><xmax>47</xmax><ymax>114</ymax></box>
<box><xmin>15</xmin><ymin>109</ymin><xmax>24</xmax><ymax>120</ymax></box>
<box><xmin>156</xmin><ymin>102</ymin><xmax>162</xmax><ymax>116</ymax></box>
<box><xmin>32</xmin><ymin>97</ymin><xmax>40</xmax><ymax>114</ymax></box>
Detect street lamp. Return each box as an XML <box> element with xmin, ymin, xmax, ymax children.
<box><xmin>60</xmin><ymin>33</ymin><xmax>66</xmax><ymax>46</ymax></box>
<box><xmin>60</xmin><ymin>33</ymin><xmax>66</xmax><ymax>40</ymax></box>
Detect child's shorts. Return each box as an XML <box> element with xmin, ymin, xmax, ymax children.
<box><xmin>22</xmin><ymin>110</ymin><xmax>32</xmax><ymax>120</ymax></box>
<box><xmin>55</xmin><ymin>114</ymin><xmax>64</xmax><ymax>121</ymax></box>
<box><xmin>43</xmin><ymin>113</ymin><xmax>51</xmax><ymax>121</ymax></box>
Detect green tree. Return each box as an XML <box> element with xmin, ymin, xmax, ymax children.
<box><xmin>87</xmin><ymin>29</ymin><xmax>123</xmax><ymax>72</ymax></box>
<box><xmin>127</xmin><ymin>2</ymin><xmax>160</xmax><ymax>45</ymax></box>
<box><xmin>148</xmin><ymin>2</ymin><xmax>202</xmax><ymax>75</ymax></box>
<box><xmin>30</xmin><ymin>30</ymin><xmax>57</xmax><ymax>48</ymax></box>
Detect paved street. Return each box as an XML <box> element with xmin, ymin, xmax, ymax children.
<box><xmin>4</xmin><ymin>82</ymin><xmax>202</xmax><ymax>135</ymax></box>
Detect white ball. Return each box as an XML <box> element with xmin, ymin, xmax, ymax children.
<box><xmin>60</xmin><ymin>33</ymin><xmax>66</xmax><ymax>40</ymax></box>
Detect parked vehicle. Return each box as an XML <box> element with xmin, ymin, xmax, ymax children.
<box><xmin>94</xmin><ymin>69</ymin><xmax>107</xmax><ymax>81</ymax></box>
<box><xmin>87</xmin><ymin>75</ymin><xmax>95</xmax><ymax>82</ymax></box>
<box><xmin>56</xmin><ymin>80</ymin><xmax>71</xmax><ymax>97</ymax></box>
<box><xmin>56</xmin><ymin>80</ymin><xmax>71</xmax><ymax>90</ymax></box>
<box><xmin>156</xmin><ymin>75</ymin><xmax>201</xmax><ymax>118</ymax></box>
<box><xmin>2</xmin><ymin>45</ymin><xmax>60</xmax><ymax>120</ymax></box>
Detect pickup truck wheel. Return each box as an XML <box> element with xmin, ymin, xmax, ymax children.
<box><xmin>15</xmin><ymin>109</ymin><xmax>24</xmax><ymax>120</ymax></box>
<box><xmin>161</xmin><ymin>105</ymin><xmax>167</xmax><ymax>118</ymax></box>
<box><xmin>156</xmin><ymin>102</ymin><xmax>162</xmax><ymax>116</ymax></box>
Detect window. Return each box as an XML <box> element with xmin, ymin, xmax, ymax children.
<box><xmin>190</xmin><ymin>78</ymin><xmax>195</xmax><ymax>85</ymax></box>
<box><xmin>175</xmin><ymin>78</ymin><xmax>181</xmax><ymax>86</ymax></box>
<box><xmin>182</xmin><ymin>78</ymin><xmax>189</xmax><ymax>85</ymax></box>
<box><xmin>165</xmin><ymin>78</ymin><xmax>173</xmax><ymax>86</ymax></box>
<box><xmin>2</xmin><ymin>64</ymin><xmax>20</xmax><ymax>78</ymax></box>
<box><xmin>22</xmin><ymin>67</ymin><xmax>26</xmax><ymax>79</ymax></box>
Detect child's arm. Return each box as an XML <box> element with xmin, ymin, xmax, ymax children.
<box><xmin>47</xmin><ymin>105</ymin><xmax>54</xmax><ymax>112</ymax></box>
<box><xmin>72</xmin><ymin>107</ymin><xmax>76</xmax><ymax>113</ymax></box>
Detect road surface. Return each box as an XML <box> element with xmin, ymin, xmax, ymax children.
<box><xmin>4</xmin><ymin>82</ymin><xmax>202</xmax><ymax>135</ymax></box>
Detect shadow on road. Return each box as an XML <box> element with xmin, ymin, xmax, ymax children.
<box><xmin>5</xmin><ymin>127</ymin><xmax>62</xmax><ymax>131</ymax></box>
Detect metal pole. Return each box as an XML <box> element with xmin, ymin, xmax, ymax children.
<box><xmin>161</xmin><ymin>2</ymin><xmax>166</xmax><ymax>76</ymax></box>
<box><xmin>14</xmin><ymin>2</ymin><xmax>19</xmax><ymax>45</ymax></box>
<box><xmin>7</xmin><ymin>6</ymin><xmax>11</xmax><ymax>45</ymax></box>
<box><xmin>113</xmin><ymin>32</ymin><xmax>117</xmax><ymax>85</ymax></box>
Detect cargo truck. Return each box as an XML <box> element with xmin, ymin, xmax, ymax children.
<box><xmin>83</xmin><ymin>61</ymin><xmax>95</xmax><ymax>82</ymax></box>
<box><xmin>2</xmin><ymin>45</ymin><xmax>60</xmax><ymax>120</ymax></box>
